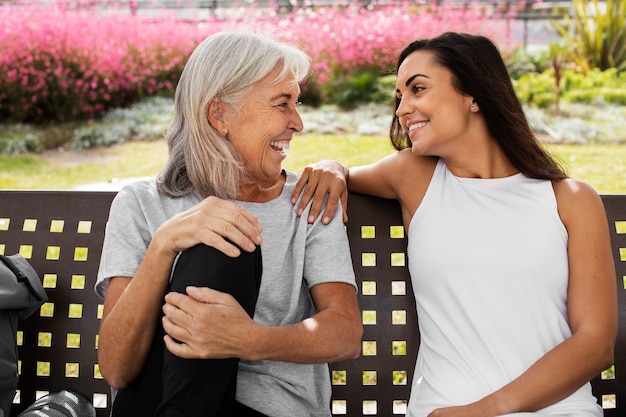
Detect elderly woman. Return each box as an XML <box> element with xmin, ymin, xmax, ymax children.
<box><xmin>95</xmin><ymin>31</ymin><xmax>362</xmax><ymax>417</ymax></box>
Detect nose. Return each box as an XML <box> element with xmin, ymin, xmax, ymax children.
<box><xmin>290</xmin><ymin>108</ymin><xmax>304</xmax><ymax>133</ymax></box>
<box><xmin>395</xmin><ymin>97</ymin><xmax>409</xmax><ymax>118</ymax></box>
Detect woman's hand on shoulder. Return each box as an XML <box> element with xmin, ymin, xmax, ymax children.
<box><xmin>291</xmin><ymin>160</ymin><xmax>349</xmax><ymax>225</ymax></box>
<box><xmin>154</xmin><ymin>196</ymin><xmax>263</xmax><ymax>258</ymax></box>
<box><xmin>289</xmin><ymin>152</ymin><xmax>435</xmax><ymax>225</ymax></box>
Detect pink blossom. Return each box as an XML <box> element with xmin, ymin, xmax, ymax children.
<box><xmin>0</xmin><ymin>0</ymin><xmax>523</xmax><ymax>123</ymax></box>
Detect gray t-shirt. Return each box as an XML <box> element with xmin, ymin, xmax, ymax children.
<box><xmin>95</xmin><ymin>171</ymin><xmax>356</xmax><ymax>417</ymax></box>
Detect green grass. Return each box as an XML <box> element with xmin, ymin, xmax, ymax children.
<box><xmin>546</xmin><ymin>144</ymin><xmax>626</xmax><ymax>194</ymax></box>
<box><xmin>0</xmin><ymin>135</ymin><xmax>624</xmax><ymax>194</ymax></box>
<box><xmin>0</xmin><ymin>141</ymin><xmax>170</xmax><ymax>190</ymax></box>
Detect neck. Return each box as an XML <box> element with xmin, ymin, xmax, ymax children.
<box><xmin>237</xmin><ymin>171</ymin><xmax>286</xmax><ymax>203</ymax></box>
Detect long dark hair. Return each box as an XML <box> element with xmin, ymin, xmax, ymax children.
<box><xmin>389</xmin><ymin>32</ymin><xmax>566</xmax><ymax>180</ymax></box>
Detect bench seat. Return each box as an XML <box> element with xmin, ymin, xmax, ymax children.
<box><xmin>1</xmin><ymin>190</ymin><xmax>624</xmax><ymax>417</ymax></box>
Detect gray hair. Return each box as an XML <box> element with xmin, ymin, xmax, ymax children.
<box><xmin>157</xmin><ymin>30</ymin><xmax>311</xmax><ymax>199</ymax></box>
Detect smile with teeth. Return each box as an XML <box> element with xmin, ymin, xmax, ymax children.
<box><xmin>270</xmin><ymin>140</ymin><xmax>290</xmax><ymax>154</ymax></box>
<box><xmin>408</xmin><ymin>121</ymin><xmax>428</xmax><ymax>133</ymax></box>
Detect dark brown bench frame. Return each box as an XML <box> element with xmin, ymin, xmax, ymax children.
<box><xmin>1</xmin><ymin>190</ymin><xmax>624</xmax><ymax>417</ymax></box>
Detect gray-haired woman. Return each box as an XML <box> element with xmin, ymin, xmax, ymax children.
<box><xmin>95</xmin><ymin>30</ymin><xmax>362</xmax><ymax>417</ymax></box>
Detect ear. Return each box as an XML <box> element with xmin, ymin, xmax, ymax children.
<box><xmin>469</xmin><ymin>98</ymin><xmax>479</xmax><ymax>112</ymax></box>
<box><xmin>207</xmin><ymin>98</ymin><xmax>228</xmax><ymax>134</ymax></box>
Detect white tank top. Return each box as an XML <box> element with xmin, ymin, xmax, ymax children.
<box><xmin>405</xmin><ymin>159</ymin><xmax>602</xmax><ymax>417</ymax></box>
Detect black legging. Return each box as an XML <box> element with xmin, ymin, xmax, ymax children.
<box><xmin>111</xmin><ymin>243</ymin><xmax>262</xmax><ymax>417</ymax></box>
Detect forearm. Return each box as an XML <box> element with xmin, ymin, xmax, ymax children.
<box><xmin>485</xmin><ymin>332</ymin><xmax>613</xmax><ymax>415</ymax></box>
<box><xmin>487</xmin><ymin>183</ymin><xmax>617</xmax><ymax>415</ymax></box>
<box><xmin>244</xmin><ymin>305</ymin><xmax>362</xmax><ymax>363</ymax></box>
<box><xmin>98</xmin><ymin>240</ymin><xmax>177</xmax><ymax>388</ymax></box>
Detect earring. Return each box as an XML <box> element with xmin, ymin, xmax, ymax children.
<box><xmin>222</xmin><ymin>128</ymin><xmax>228</xmax><ymax>134</ymax></box>
<box><xmin>470</xmin><ymin>103</ymin><xmax>477</xmax><ymax>111</ymax></box>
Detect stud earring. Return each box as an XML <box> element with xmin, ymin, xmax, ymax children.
<box><xmin>470</xmin><ymin>103</ymin><xmax>477</xmax><ymax>111</ymax></box>
<box><xmin>222</xmin><ymin>128</ymin><xmax>228</xmax><ymax>134</ymax></box>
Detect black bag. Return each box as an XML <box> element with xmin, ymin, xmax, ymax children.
<box><xmin>18</xmin><ymin>390</ymin><xmax>96</xmax><ymax>417</ymax></box>
<box><xmin>0</xmin><ymin>253</ymin><xmax>47</xmax><ymax>417</ymax></box>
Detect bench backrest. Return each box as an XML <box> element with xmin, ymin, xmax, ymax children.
<box><xmin>1</xmin><ymin>190</ymin><xmax>624</xmax><ymax>417</ymax></box>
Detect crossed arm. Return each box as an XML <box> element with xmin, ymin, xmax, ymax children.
<box><xmin>98</xmin><ymin>196</ymin><xmax>263</xmax><ymax>388</ymax></box>
<box><xmin>98</xmin><ymin>195</ymin><xmax>362</xmax><ymax>389</ymax></box>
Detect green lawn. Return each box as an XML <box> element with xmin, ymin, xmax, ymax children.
<box><xmin>0</xmin><ymin>135</ymin><xmax>624</xmax><ymax>194</ymax></box>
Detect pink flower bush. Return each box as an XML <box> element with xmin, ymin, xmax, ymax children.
<box><xmin>0</xmin><ymin>0</ymin><xmax>522</xmax><ymax>123</ymax></box>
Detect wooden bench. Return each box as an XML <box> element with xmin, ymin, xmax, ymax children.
<box><xmin>1</xmin><ymin>190</ymin><xmax>624</xmax><ymax>417</ymax></box>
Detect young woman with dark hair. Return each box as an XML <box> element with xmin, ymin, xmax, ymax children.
<box><xmin>293</xmin><ymin>32</ymin><xmax>616</xmax><ymax>417</ymax></box>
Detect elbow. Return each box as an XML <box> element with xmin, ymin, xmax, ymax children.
<box><xmin>99</xmin><ymin>361</ymin><xmax>130</xmax><ymax>390</ymax></box>
<box><xmin>347</xmin><ymin>344</ymin><xmax>362</xmax><ymax>360</ymax></box>
<box><xmin>342</xmin><ymin>322</ymin><xmax>364</xmax><ymax>360</ymax></box>
<box><xmin>104</xmin><ymin>376</ymin><xmax>129</xmax><ymax>391</ymax></box>
<box><xmin>101</xmin><ymin>367</ymin><xmax>134</xmax><ymax>390</ymax></box>
<box><xmin>98</xmin><ymin>353</ymin><xmax>134</xmax><ymax>390</ymax></box>
<box><xmin>588</xmin><ymin>335</ymin><xmax>615</xmax><ymax>377</ymax></box>
<box><xmin>597</xmin><ymin>344</ymin><xmax>615</xmax><ymax>373</ymax></box>
<box><xmin>351</xmin><ymin>323</ymin><xmax>364</xmax><ymax>359</ymax></box>
<box><xmin>599</xmin><ymin>325</ymin><xmax>617</xmax><ymax>372</ymax></box>
<box><xmin>346</xmin><ymin>311</ymin><xmax>364</xmax><ymax>359</ymax></box>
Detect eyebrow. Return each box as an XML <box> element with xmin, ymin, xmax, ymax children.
<box><xmin>405</xmin><ymin>73</ymin><xmax>428</xmax><ymax>87</ymax></box>
<box><xmin>270</xmin><ymin>92</ymin><xmax>298</xmax><ymax>102</ymax></box>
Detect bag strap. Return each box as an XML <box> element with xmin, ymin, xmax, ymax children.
<box><xmin>24</xmin><ymin>401</ymin><xmax>73</xmax><ymax>415</ymax></box>
<box><xmin>0</xmin><ymin>254</ymin><xmax>43</xmax><ymax>302</ymax></box>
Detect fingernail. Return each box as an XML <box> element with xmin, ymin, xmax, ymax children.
<box><xmin>296</xmin><ymin>208</ymin><xmax>303</xmax><ymax>216</ymax></box>
<box><xmin>322</xmin><ymin>216</ymin><xmax>330</xmax><ymax>224</ymax></box>
<box><xmin>308</xmin><ymin>215</ymin><xmax>315</xmax><ymax>223</ymax></box>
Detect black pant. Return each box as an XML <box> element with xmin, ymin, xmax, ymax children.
<box><xmin>111</xmin><ymin>244</ymin><xmax>262</xmax><ymax>417</ymax></box>
<box><xmin>233</xmin><ymin>401</ymin><xmax>269</xmax><ymax>416</ymax></box>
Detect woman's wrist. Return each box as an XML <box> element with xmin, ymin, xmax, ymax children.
<box><xmin>150</xmin><ymin>222</ymin><xmax>182</xmax><ymax>261</ymax></box>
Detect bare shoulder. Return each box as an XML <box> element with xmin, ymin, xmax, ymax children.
<box><xmin>380</xmin><ymin>150</ymin><xmax>436</xmax><ymax>192</ymax></box>
<box><xmin>397</xmin><ymin>149</ymin><xmax>437</xmax><ymax>183</ymax></box>
<box><xmin>350</xmin><ymin>149</ymin><xmax>436</xmax><ymax>200</ymax></box>
<box><xmin>392</xmin><ymin>151</ymin><xmax>438</xmax><ymax>220</ymax></box>
<box><xmin>552</xmin><ymin>178</ymin><xmax>605</xmax><ymax>225</ymax></box>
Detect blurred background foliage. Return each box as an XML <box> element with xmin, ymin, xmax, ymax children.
<box><xmin>1</xmin><ymin>0</ymin><xmax>625</xmax><ymax>154</ymax></box>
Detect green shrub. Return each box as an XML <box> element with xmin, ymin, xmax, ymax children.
<box><xmin>72</xmin><ymin>124</ymin><xmax>132</xmax><ymax>149</ymax></box>
<box><xmin>320</xmin><ymin>72</ymin><xmax>380</xmax><ymax>109</ymax></box>
<box><xmin>552</xmin><ymin>0</ymin><xmax>626</xmax><ymax>72</ymax></box>
<box><xmin>514</xmin><ymin>68</ymin><xmax>626</xmax><ymax>107</ymax></box>
<box><xmin>505</xmin><ymin>46</ymin><xmax>552</xmax><ymax>79</ymax></box>
<box><xmin>0</xmin><ymin>130</ymin><xmax>44</xmax><ymax>154</ymax></box>
<box><xmin>71</xmin><ymin>97</ymin><xmax>173</xmax><ymax>149</ymax></box>
<box><xmin>370</xmin><ymin>74</ymin><xmax>397</xmax><ymax>105</ymax></box>
<box><xmin>565</xmin><ymin>88</ymin><xmax>626</xmax><ymax>105</ymax></box>
<box><xmin>562</xmin><ymin>89</ymin><xmax>597</xmax><ymax>104</ymax></box>
<box><xmin>532</xmin><ymin>92</ymin><xmax>557</xmax><ymax>108</ymax></box>
<box><xmin>513</xmin><ymin>71</ymin><xmax>555</xmax><ymax>104</ymax></box>
<box><xmin>602</xmin><ymin>89</ymin><xmax>626</xmax><ymax>105</ymax></box>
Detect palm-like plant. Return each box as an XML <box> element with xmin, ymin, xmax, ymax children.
<box><xmin>553</xmin><ymin>0</ymin><xmax>626</xmax><ymax>72</ymax></box>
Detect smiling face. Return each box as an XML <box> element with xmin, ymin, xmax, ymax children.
<box><xmin>221</xmin><ymin>69</ymin><xmax>303</xmax><ymax>187</ymax></box>
<box><xmin>395</xmin><ymin>50</ymin><xmax>475</xmax><ymax>157</ymax></box>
